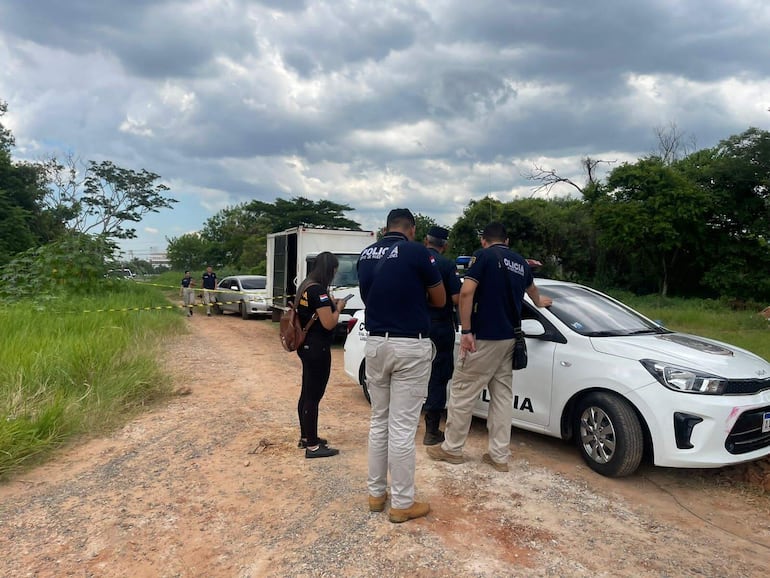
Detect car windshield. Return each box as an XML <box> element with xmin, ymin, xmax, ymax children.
<box><xmin>331</xmin><ymin>254</ymin><xmax>359</xmax><ymax>287</ymax></box>
<box><xmin>240</xmin><ymin>277</ymin><xmax>266</xmax><ymax>290</ymax></box>
<box><xmin>538</xmin><ymin>285</ymin><xmax>666</xmax><ymax>337</ymax></box>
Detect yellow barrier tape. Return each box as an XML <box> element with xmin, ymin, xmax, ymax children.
<box><xmin>134</xmin><ymin>280</ymin><xmax>296</xmax><ymax>301</ymax></box>
<box><xmin>82</xmin><ymin>300</ymin><xmax>261</xmax><ymax>314</ymax></box>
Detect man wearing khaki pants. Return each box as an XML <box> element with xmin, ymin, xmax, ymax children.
<box><xmin>357</xmin><ymin>208</ymin><xmax>445</xmax><ymax>523</ymax></box>
<box><xmin>427</xmin><ymin>222</ymin><xmax>551</xmax><ymax>472</ymax></box>
<box><xmin>201</xmin><ymin>266</ymin><xmax>217</xmax><ymax>316</ymax></box>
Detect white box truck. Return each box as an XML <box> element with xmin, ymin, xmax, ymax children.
<box><xmin>266</xmin><ymin>226</ymin><xmax>376</xmax><ymax>333</ymax></box>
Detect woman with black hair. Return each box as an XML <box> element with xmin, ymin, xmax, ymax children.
<box><xmin>295</xmin><ymin>251</ymin><xmax>349</xmax><ymax>458</ymax></box>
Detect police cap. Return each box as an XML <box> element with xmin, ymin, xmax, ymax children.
<box><xmin>427</xmin><ymin>226</ymin><xmax>449</xmax><ymax>241</ymax></box>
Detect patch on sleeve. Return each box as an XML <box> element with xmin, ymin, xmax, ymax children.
<box><xmin>319</xmin><ymin>293</ymin><xmax>330</xmax><ymax>302</ymax></box>
<box><xmin>429</xmin><ymin>255</ymin><xmax>436</xmax><ymax>264</ymax></box>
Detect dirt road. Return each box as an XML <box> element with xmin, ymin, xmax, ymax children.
<box><xmin>1</xmin><ymin>314</ymin><xmax>769</xmax><ymax>577</ymax></box>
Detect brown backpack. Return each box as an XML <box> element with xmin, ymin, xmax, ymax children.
<box><xmin>279</xmin><ymin>285</ymin><xmax>318</xmax><ymax>352</ymax></box>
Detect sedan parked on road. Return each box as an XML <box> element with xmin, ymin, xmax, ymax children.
<box><xmin>343</xmin><ymin>279</ymin><xmax>770</xmax><ymax>477</ymax></box>
<box><xmin>214</xmin><ymin>275</ymin><xmax>271</xmax><ymax>319</ymax></box>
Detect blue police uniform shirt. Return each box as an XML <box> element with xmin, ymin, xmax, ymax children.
<box><xmin>357</xmin><ymin>232</ymin><xmax>443</xmax><ymax>335</ymax></box>
<box><xmin>181</xmin><ymin>277</ymin><xmax>193</xmax><ymax>288</ymax></box>
<box><xmin>427</xmin><ymin>247</ymin><xmax>461</xmax><ymax>326</ymax></box>
<box><xmin>465</xmin><ymin>243</ymin><xmax>533</xmax><ymax>340</ymax></box>
<box><xmin>202</xmin><ymin>272</ymin><xmax>217</xmax><ymax>290</ymax></box>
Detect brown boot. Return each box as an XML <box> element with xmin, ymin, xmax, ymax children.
<box><xmin>368</xmin><ymin>492</ymin><xmax>388</xmax><ymax>512</ymax></box>
<box><xmin>426</xmin><ymin>444</ymin><xmax>464</xmax><ymax>464</ymax></box>
<box><xmin>482</xmin><ymin>452</ymin><xmax>509</xmax><ymax>472</ymax></box>
<box><xmin>389</xmin><ymin>501</ymin><xmax>430</xmax><ymax>523</ymax></box>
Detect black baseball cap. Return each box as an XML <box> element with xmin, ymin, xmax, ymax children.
<box><xmin>427</xmin><ymin>225</ymin><xmax>449</xmax><ymax>240</ymax></box>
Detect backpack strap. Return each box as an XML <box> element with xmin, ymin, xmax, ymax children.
<box><xmin>297</xmin><ymin>282</ymin><xmax>320</xmax><ymax>333</ymax></box>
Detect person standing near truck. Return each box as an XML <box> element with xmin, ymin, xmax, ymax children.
<box><xmin>295</xmin><ymin>252</ymin><xmax>349</xmax><ymax>458</ymax></box>
<box><xmin>423</xmin><ymin>226</ymin><xmax>461</xmax><ymax>446</ymax></box>
<box><xmin>202</xmin><ymin>266</ymin><xmax>217</xmax><ymax>316</ymax></box>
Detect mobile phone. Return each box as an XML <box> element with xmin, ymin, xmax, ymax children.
<box><xmin>342</xmin><ymin>293</ymin><xmax>354</xmax><ymax>301</ymax></box>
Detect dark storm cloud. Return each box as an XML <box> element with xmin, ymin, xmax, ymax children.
<box><xmin>0</xmin><ymin>0</ymin><xmax>256</xmax><ymax>77</ymax></box>
<box><xmin>1</xmin><ymin>0</ymin><xmax>768</xmax><ymax>253</ymax></box>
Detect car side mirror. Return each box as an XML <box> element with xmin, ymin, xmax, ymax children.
<box><xmin>522</xmin><ymin>319</ymin><xmax>546</xmax><ymax>337</ymax></box>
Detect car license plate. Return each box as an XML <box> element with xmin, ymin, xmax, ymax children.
<box><xmin>764</xmin><ymin>412</ymin><xmax>770</xmax><ymax>433</ymax></box>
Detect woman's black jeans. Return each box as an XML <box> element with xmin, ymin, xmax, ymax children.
<box><xmin>297</xmin><ymin>338</ymin><xmax>332</xmax><ymax>446</ymax></box>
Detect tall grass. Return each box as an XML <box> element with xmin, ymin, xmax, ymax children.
<box><xmin>0</xmin><ymin>281</ymin><xmax>183</xmax><ymax>479</ymax></box>
<box><xmin>609</xmin><ymin>291</ymin><xmax>770</xmax><ymax>361</ymax></box>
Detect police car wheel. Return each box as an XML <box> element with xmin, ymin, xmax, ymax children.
<box><xmin>358</xmin><ymin>361</ymin><xmax>371</xmax><ymax>405</ymax></box>
<box><xmin>213</xmin><ymin>303</ymin><xmax>223</xmax><ymax>315</ymax></box>
<box><xmin>240</xmin><ymin>302</ymin><xmax>249</xmax><ymax>320</ymax></box>
<box><xmin>574</xmin><ymin>392</ymin><xmax>644</xmax><ymax>478</ymax></box>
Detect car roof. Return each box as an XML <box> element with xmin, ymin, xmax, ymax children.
<box><xmin>227</xmin><ymin>275</ymin><xmax>267</xmax><ymax>280</ymax></box>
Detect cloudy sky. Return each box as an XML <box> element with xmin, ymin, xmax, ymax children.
<box><xmin>1</xmin><ymin>0</ymin><xmax>769</xmax><ymax>259</ymax></box>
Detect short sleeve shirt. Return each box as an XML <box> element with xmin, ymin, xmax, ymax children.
<box><xmin>181</xmin><ymin>277</ymin><xmax>193</xmax><ymax>288</ymax></box>
<box><xmin>427</xmin><ymin>247</ymin><xmax>462</xmax><ymax>325</ymax></box>
<box><xmin>357</xmin><ymin>232</ymin><xmax>443</xmax><ymax>335</ymax></box>
<box><xmin>202</xmin><ymin>272</ymin><xmax>217</xmax><ymax>290</ymax></box>
<box><xmin>465</xmin><ymin>243</ymin><xmax>533</xmax><ymax>340</ymax></box>
<box><xmin>297</xmin><ymin>283</ymin><xmax>336</xmax><ymax>345</ymax></box>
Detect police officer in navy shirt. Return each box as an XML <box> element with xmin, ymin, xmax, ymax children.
<box><xmin>423</xmin><ymin>225</ymin><xmax>461</xmax><ymax>446</ymax></box>
<box><xmin>201</xmin><ymin>266</ymin><xmax>217</xmax><ymax>316</ymax></box>
<box><xmin>427</xmin><ymin>222</ymin><xmax>551</xmax><ymax>473</ymax></box>
<box><xmin>357</xmin><ymin>208</ymin><xmax>445</xmax><ymax>524</ymax></box>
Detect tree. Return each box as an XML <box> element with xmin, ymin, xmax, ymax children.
<box><xmin>527</xmin><ymin>157</ymin><xmax>613</xmax><ymax>199</ymax></box>
<box><xmin>679</xmin><ymin>128</ymin><xmax>770</xmax><ymax>300</ymax></box>
<box><xmin>595</xmin><ymin>157</ymin><xmax>709</xmax><ymax>295</ymax></box>
<box><xmin>0</xmin><ymin>101</ymin><xmax>57</xmax><ymax>264</ymax></box>
<box><xmin>244</xmin><ymin>196</ymin><xmax>361</xmax><ymax>232</ymax></box>
<box><xmin>413</xmin><ymin>213</ymin><xmax>438</xmax><ymax>245</ymax></box>
<box><xmin>0</xmin><ymin>100</ymin><xmax>14</xmax><ymax>154</ymax></box>
<box><xmin>43</xmin><ymin>155</ymin><xmax>177</xmax><ymax>241</ymax></box>
<box><xmin>170</xmin><ymin>196</ymin><xmax>363</xmax><ymax>272</ymax></box>
<box><xmin>165</xmin><ymin>233</ymin><xmax>211</xmax><ymax>270</ymax></box>
<box><xmin>654</xmin><ymin>121</ymin><xmax>696</xmax><ymax>165</ymax></box>
<box><xmin>199</xmin><ymin>203</ymin><xmax>273</xmax><ymax>270</ymax></box>
<box><xmin>449</xmin><ymin>196</ymin><xmax>506</xmax><ymax>256</ymax></box>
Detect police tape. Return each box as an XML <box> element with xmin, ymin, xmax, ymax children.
<box><xmin>82</xmin><ymin>299</ymin><xmax>262</xmax><ymax>314</ymax></box>
<box><xmin>83</xmin><ymin>280</ymin><xmax>334</xmax><ymax>314</ymax></box>
<box><xmin>134</xmin><ymin>280</ymin><xmax>296</xmax><ymax>301</ymax></box>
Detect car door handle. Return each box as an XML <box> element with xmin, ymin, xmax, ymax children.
<box><xmin>560</xmin><ymin>361</ymin><xmax>572</xmax><ymax>367</ymax></box>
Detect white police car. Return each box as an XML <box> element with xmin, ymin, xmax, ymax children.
<box><xmin>343</xmin><ymin>278</ymin><xmax>770</xmax><ymax>477</ymax></box>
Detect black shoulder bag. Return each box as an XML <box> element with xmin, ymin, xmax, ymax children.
<box><xmin>495</xmin><ymin>251</ymin><xmax>527</xmax><ymax>370</ymax></box>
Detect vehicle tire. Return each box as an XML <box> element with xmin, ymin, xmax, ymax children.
<box><xmin>213</xmin><ymin>303</ymin><xmax>223</xmax><ymax>315</ymax></box>
<box><xmin>574</xmin><ymin>392</ymin><xmax>644</xmax><ymax>477</ymax></box>
<box><xmin>240</xmin><ymin>302</ymin><xmax>249</xmax><ymax>320</ymax></box>
<box><xmin>359</xmin><ymin>360</ymin><xmax>371</xmax><ymax>405</ymax></box>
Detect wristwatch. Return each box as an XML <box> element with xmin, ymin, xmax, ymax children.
<box><xmin>460</xmin><ymin>329</ymin><xmax>472</xmax><ymax>335</ymax></box>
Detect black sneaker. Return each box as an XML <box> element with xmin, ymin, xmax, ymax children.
<box><xmin>298</xmin><ymin>437</ymin><xmax>328</xmax><ymax>448</ymax></box>
<box><xmin>305</xmin><ymin>445</ymin><xmax>339</xmax><ymax>459</ymax></box>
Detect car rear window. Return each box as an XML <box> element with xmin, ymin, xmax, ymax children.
<box><xmin>241</xmin><ymin>278</ymin><xmax>266</xmax><ymax>290</ymax></box>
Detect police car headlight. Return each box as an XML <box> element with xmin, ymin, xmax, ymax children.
<box><xmin>247</xmin><ymin>295</ymin><xmax>264</xmax><ymax>303</ymax></box>
<box><xmin>640</xmin><ymin>359</ymin><xmax>727</xmax><ymax>394</ymax></box>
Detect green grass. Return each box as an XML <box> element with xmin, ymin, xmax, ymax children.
<box><xmin>0</xmin><ymin>281</ymin><xmax>184</xmax><ymax>479</ymax></box>
<box><xmin>609</xmin><ymin>292</ymin><xmax>770</xmax><ymax>361</ymax></box>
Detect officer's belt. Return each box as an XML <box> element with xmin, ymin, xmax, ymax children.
<box><xmin>369</xmin><ymin>331</ymin><xmax>424</xmax><ymax>339</ymax></box>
